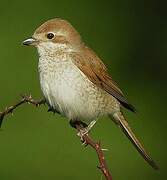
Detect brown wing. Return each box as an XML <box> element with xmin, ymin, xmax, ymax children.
<box><xmin>70</xmin><ymin>46</ymin><xmax>135</xmax><ymax>112</ymax></box>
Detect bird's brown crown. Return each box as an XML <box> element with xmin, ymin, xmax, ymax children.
<box><xmin>34</xmin><ymin>18</ymin><xmax>82</xmax><ymax>47</ymax></box>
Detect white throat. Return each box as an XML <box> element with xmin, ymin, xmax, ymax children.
<box><xmin>37</xmin><ymin>42</ymin><xmax>74</xmax><ymax>58</ymax></box>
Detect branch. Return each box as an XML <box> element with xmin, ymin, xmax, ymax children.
<box><xmin>0</xmin><ymin>95</ymin><xmax>45</xmax><ymax>127</ymax></box>
<box><xmin>76</xmin><ymin>125</ymin><xmax>112</xmax><ymax>180</ymax></box>
<box><xmin>0</xmin><ymin>95</ymin><xmax>113</xmax><ymax>180</ymax></box>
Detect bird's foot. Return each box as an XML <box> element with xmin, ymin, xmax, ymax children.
<box><xmin>77</xmin><ymin>128</ymin><xmax>89</xmax><ymax>143</ymax></box>
<box><xmin>77</xmin><ymin>120</ymin><xmax>97</xmax><ymax>143</ymax></box>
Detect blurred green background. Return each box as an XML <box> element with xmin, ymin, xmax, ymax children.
<box><xmin>0</xmin><ymin>0</ymin><xmax>166</xmax><ymax>179</ymax></box>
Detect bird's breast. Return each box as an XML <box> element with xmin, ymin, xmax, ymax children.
<box><xmin>38</xmin><ymin>54</ymin><xmax>119</xmax><ymax>122</ymax></box>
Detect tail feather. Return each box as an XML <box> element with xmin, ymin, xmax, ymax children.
<box><xmin>112</xmin><ymin>112</ymin><xmax>158</xmax><ymax>170</ymax></box>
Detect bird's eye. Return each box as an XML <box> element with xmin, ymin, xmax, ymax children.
<box><xmin>47</xmin><ymin>33</ymin><xmax>54</xmax><ymax>39</ymax></box>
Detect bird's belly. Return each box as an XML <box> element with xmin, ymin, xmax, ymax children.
<box><xmin>39</xmin><ymin>60</ymin><xmax>119</xmax><ymax>123</ymax></box>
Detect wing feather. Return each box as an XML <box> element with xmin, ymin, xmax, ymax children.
<box><xmin>70</xmin><ymin>47</ymin><xmax>135</xmax><ymax>112</ymax></box>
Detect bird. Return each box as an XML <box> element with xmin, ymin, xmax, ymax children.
<box><xmin>22</xmin><ymin>18</ymin><xmax>158</xmax><ymax>170</ymax></box>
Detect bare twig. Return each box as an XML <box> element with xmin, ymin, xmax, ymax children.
<box><xmin>0</xmin><ymin>95</ymin><xmax>113</xmax><ymax>179</ymax></box>
<box><xmin>76</xmin><ymin>125</ymin><xmax>112</xmax><ymax>180</ymax></box>
<box><xmin>0</xmin><ymin>95</ymin><xmax>45</xmax><ymax>127</ymax></box>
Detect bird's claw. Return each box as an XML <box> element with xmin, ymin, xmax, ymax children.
<box><xmin>77</xmin><ymin>128</ymin><xmax>89</xmax><ymax>142</ymax></box>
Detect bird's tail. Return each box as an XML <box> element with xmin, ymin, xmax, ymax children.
<box><xmin>110</xmin><ymin>112</ymin><xmax>158</xmax><ymax>170</ymax></box>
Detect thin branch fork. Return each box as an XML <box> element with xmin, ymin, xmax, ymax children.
<box><xmin>76</xmin><ymin>125</ymin><xmax>112</xmax><ymax>180</ymax></box>
<box><xmin>0</xmin><ymin>95</ymin><xmax>45</xmax><ymax>127</ymax></box>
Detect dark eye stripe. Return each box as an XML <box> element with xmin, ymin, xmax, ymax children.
<box><xmin>47</xmin><ymin>33</ymin><xmax>54</xmax><ymax>39</ymax></box>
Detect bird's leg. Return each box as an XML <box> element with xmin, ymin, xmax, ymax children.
<box><xmin>70</xmin><ymin>120</ymin><xmax>97</xmax><ymax>143</ymax></box>
<box><xmin>78</xmin><ymin>120</ymin><xmax>97</xmax><ymax>137</ymax></box>
<box><xmin>69</xmin><ymin>120</ymin><xmax>88</xmax><ymax>143</ymax></box>
<box><xmin>86</xmin><ymin>120</ymin><xmax>97</xmax><ymax>132</ymax></box>
<box><xmin>70</xmin><ymin>119</ymin><xmax>97</xmax><ymax>143</ymax></box>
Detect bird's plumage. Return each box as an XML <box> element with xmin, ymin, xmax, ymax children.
<box><xmin>113</xmin><ymin>112</ymin><xmax>158</xmax><ymax>169</ymax></box>
<box><xmin>38</xmin><ymin>46</ymin><xmax>120</xmax><ymax>123</ymax></box>
<box><xmin>70</xmin><ymin>46</ymin><xmax>136</xmax><ymax>112</ymax></box>
<box><xmin>23</xmin><ymin>18</ymin><xmax>158</xmax><ymax>170</ymax></box>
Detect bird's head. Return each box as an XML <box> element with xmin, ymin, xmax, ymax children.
<box><xmin>22</xmin><ymin>18</ymin><xmax>82</xmax><ymax>54</ymax></box>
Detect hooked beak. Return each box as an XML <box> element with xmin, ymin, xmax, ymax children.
<box><xmin>22</xmin><ymin>37</ymin><xmax>38</xmax><ymax>46</ymax></box>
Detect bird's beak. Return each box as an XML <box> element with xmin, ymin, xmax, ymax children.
<box><xmin>22</xmin><ymin>37</ymin><xmax>38</xmax><ymax>46</ymax></box>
